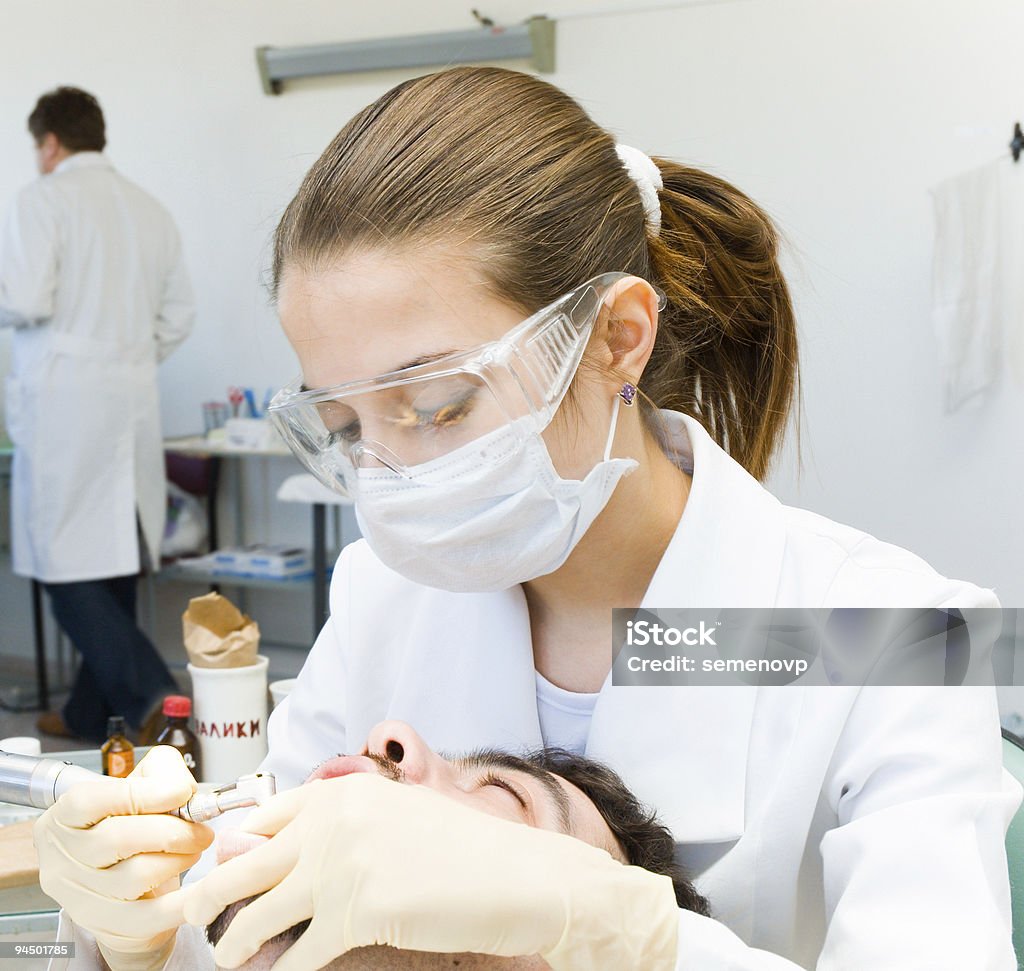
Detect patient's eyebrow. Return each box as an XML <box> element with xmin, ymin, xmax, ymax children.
<box><xmin>453</xmin><ymin>751</ymin><xmax>573</xmax><ymax>835</ymax></box>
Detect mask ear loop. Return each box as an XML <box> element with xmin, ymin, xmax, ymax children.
<box><xmin>602</xmin><ymin>395</ymin><xmax>621</xmax><ymax>462</ymax></box>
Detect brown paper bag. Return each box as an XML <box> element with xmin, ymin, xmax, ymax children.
<box><xmin>182</xmin><ymin>592</ymin><xmax>260</xmax><ymax>668</ymax></box>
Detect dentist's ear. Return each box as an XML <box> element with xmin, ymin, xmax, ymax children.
<box><xmin>599</xmin><ymin>277</ymin><xmax>662</xmax><ymax>383</ymax></box>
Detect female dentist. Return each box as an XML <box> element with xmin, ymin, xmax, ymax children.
<box><xmin>36</xmin><ymin>67</ymin><xmax>1020</xmax><ymax>971</ymax></box>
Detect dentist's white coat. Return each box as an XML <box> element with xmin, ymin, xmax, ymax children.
<box><xmin>55</xmin><ymin>411</ymin><xmax>1020</xmax><ymax>969</ymax></box>
<box><xmin>0</xmin><ymin>151</ymin><xmax>193</xmax><ymax>582</ymax></box>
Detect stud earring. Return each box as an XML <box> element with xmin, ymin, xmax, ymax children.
<box><xmin>617</xmin><ymin>382</ymin><xmax>638</xmax><ymax>406</ymax></box>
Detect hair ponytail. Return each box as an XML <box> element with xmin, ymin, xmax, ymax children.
<box><xmin>273</xmin><ymin>66</ymin><xmax>799</xmax><ymax>480</ymax></box>
<box><xmin>644</xmin><ymin>161</ymin><xmax>799</xmax><ymax>480</ymax></box>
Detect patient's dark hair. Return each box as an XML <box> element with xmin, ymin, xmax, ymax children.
<box><xmin>207</xmin><ymin>748</ymin><xmax>709</xmax><ymax>952</ymax></box>
<box><xmin>527</xmin><ymin>748</ymin><xmax>710</xmax><ymax>916</ymax></box>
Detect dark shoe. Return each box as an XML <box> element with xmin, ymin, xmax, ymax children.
<box><xmin>36</xmin><ymin>710</ymin><xmax>76</xmax><ymax>739</ymax></box>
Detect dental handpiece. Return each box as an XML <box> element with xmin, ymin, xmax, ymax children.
<box><xmin>0</xmin><ymin>750</ymin><xmax>276</xmax><ymax>821</ymax></box>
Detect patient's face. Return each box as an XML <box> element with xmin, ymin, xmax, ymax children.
<box><xmin>209</xmin><ymin>720</ymin><xmax>624</xmax><ymax>971</ymax></box>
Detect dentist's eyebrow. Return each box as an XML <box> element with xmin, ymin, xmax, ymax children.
<box><xmin>298</xmin><ymin>349</ymin><xmax>459</xmax><ymax>394</ymax></box>
<box><xmin>395</xmin><ymin>349</ymin><xmax>458</xmax><ymax>371</ymax></box>
<box><xmin>453</xmin><ymin>751</ymin><xmax>574</xmax><ymax>835</ymax></box>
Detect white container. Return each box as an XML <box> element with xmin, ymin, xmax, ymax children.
<box><xmin>187</xmin><ymin>656</ymin><xmax>269</xmax><ymax>784</ymax></box>
<box><xmin>0</xmin><ymin>737</ymin><xmax>41</xmax><ymax>756</ymax></box>
<box><xmin>209</xmin><ymin>545</ymin><xmax>311</xmax><ymax>579</ymax></box>
<box><xmin>210</xmin><ymin>547</ymin><xmax>252</xmax><ymax>574</ymax></box>
<box><xmin>224</xmin><ymin>418</ymin><xmax>283</xmax><ymax>451</ymax></box>
<box><xmin>269</xmin><ymin>678</ymin><xmax>298</xmax><ymax>710</ymax></box>
<box><xmin>245</xmin><ymin>547</ymin><xmax>311</xmax><ymax>579</ymax></box>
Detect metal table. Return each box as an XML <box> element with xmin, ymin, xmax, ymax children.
<box><xmin>163</xmin><ymin>435</ymin><xmax>333</xmax><ymax>639</ymax></box>
<box><xmin>0</xmin><ymin>444</ymin><xmax>50</xmax><ymax>712</ymax></box>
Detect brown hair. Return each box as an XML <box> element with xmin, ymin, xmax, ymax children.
<box><xmin>28</xmin><ymin>86</ymin><xmax>106</xmax><ymax>153</ymax></box>
<box><xmin>273</xmin><ymin>67</ymin><xmax>799</xmax><ymax>479</ymax></box>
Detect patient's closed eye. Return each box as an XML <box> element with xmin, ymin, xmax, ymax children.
<box><xmin>479</xmin><ymin>772</ymin><xmax>528</xmax><ymax>811</ymax></box>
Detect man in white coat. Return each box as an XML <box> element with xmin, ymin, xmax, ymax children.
<box><xmin>0</xmin><ymin>86</ymin><xmax>194</xmax><ymax>743</ymax></box>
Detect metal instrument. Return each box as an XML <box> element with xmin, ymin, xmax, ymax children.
<box><xmin>169</xmin><ymin>772</ymin><xmax>277</xmax><ymax>821</ymax></box>
<box><xmin>0</xmin><ymin>750</ymin><xmax>276</xmax><ymax>820</ymax></box>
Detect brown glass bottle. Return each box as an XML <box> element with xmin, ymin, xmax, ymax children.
<box><xmin>101</xmin><ymin>716</ymin><xmax>134</xmax><ymax>778</ymax></box>
<box><xmin>155</xmin><ymin>696</ymin><xmax>202</xmax><ymax>783</ymax></box>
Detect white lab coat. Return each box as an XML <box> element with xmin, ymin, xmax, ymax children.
<box><xmin>0</xmin><ymin>152</ymin><xmax>194</xmax><ymax>582</ymax></box>
<box><xmin>54</xmin><ymin>410</ymin><xmax>1020</xmax><ymax>969</ymax></box>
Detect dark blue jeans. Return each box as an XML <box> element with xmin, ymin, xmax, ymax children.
<box><xmin>43</xmin><ymin>575</ymin><xmax>178</xmax><ymax>743</ymax></box>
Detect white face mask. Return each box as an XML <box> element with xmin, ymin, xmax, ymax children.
<box><xmin>352</xmin><ymin>397</ymin><xmax>638</xmax><ymax>592</ymax></box>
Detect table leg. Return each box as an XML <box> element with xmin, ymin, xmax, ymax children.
<box><xmin>208</xmin><ymin>456</ymin><xmax>222</xmax><ymax>595</ymax></box>
<box><xmin>313</xmin><ymin>503</ymin><xmax>327</xmax><ymax>637</ymax></box>
<box><xmin>207</xmin><ymin>456</ymin><xmax>221</xmax><ymax>551</ymax></box>
<box><xmin>31</xmin><ymin>579</ymin><xmax>50</xmax><ymax>711</ymax></box>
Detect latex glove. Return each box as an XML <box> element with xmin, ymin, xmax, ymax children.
<box><xmin>183</xmin><ymin>773</ymin><xmax>678</xmax><ymax>971</ymax></box>
<box><xmin>33</xmin><ymin>745</ymin><xmax>214</xmax><ymax>971</ymax></box>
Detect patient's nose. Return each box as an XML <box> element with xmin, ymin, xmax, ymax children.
<box><xmin>364</xmin><ymin>720</ymin><xmax>449</xmax><ymax>785</ymax></box>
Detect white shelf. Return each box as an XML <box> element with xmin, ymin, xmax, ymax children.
<box><xmin>155</xmin><ymin>563</ymin><xmax>331</xmax><ymax>592</ymax></box>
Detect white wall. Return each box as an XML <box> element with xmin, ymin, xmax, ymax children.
<box><xmin>0</xmin><ymin>0</ymin><xmax>1021</xmax><ymax>628</ymax></box>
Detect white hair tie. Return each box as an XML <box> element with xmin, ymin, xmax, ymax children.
<box><xmin>615</xmin><ymin>143</ymin><xmax>663</xmax><ymax>237</ymax></box>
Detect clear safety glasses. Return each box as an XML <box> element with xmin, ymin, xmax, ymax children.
<box><xmin>268</xmin><ymin>272</ymin><xmax>666</xmax><ymax>496</ymax></box>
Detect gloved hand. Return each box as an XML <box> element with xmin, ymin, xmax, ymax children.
<box><xmin>182</xmin><ymin>772</ymin><xmax>679</xmax><ymax>971</ymax></box>
<box><xmin>33</xmin><ymin>745</ymin><xmax>214</xmax><ymax>971</ymax></box>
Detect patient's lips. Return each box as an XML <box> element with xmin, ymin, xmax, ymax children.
<box><xmin>304</xmin><ymin>754</ymin><xmax>380</xmax><ymax>782</ymax></box>
<box><xmin>214</xmin><ymin>758</ymin><xmax>379</xmax><ymax>864</ymax></box>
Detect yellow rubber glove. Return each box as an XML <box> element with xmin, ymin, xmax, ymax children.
<box><xmin>33</xmin><ymin>745</ymin><xmax>214</xmax><ymax>971</ymax></box>
<box><xmin>182</xmin><ymin>773</ymin><xmax>679</xmax><ymax>971</ymax></box>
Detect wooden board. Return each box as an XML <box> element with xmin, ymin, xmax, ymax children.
<box><xmin>0</xmin><ymin>820</ymin><xmax>39</xmax><ymax>890</ymax></box>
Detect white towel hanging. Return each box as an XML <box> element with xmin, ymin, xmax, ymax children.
<box><xmin>928</xmin><ymin>158</ymin><xmax>1005</xmax><ymax>413</ymax></box>
<box><xmin>1003</xmin><ymin>159</ymin><xmax>1024</xmax><ymax>388</ymax></box>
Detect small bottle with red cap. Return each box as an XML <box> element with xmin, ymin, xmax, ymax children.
<box><xmin>154</xmin><ymin>695</ymin><xmax>202</xmax><ymax>783</ymax></box>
